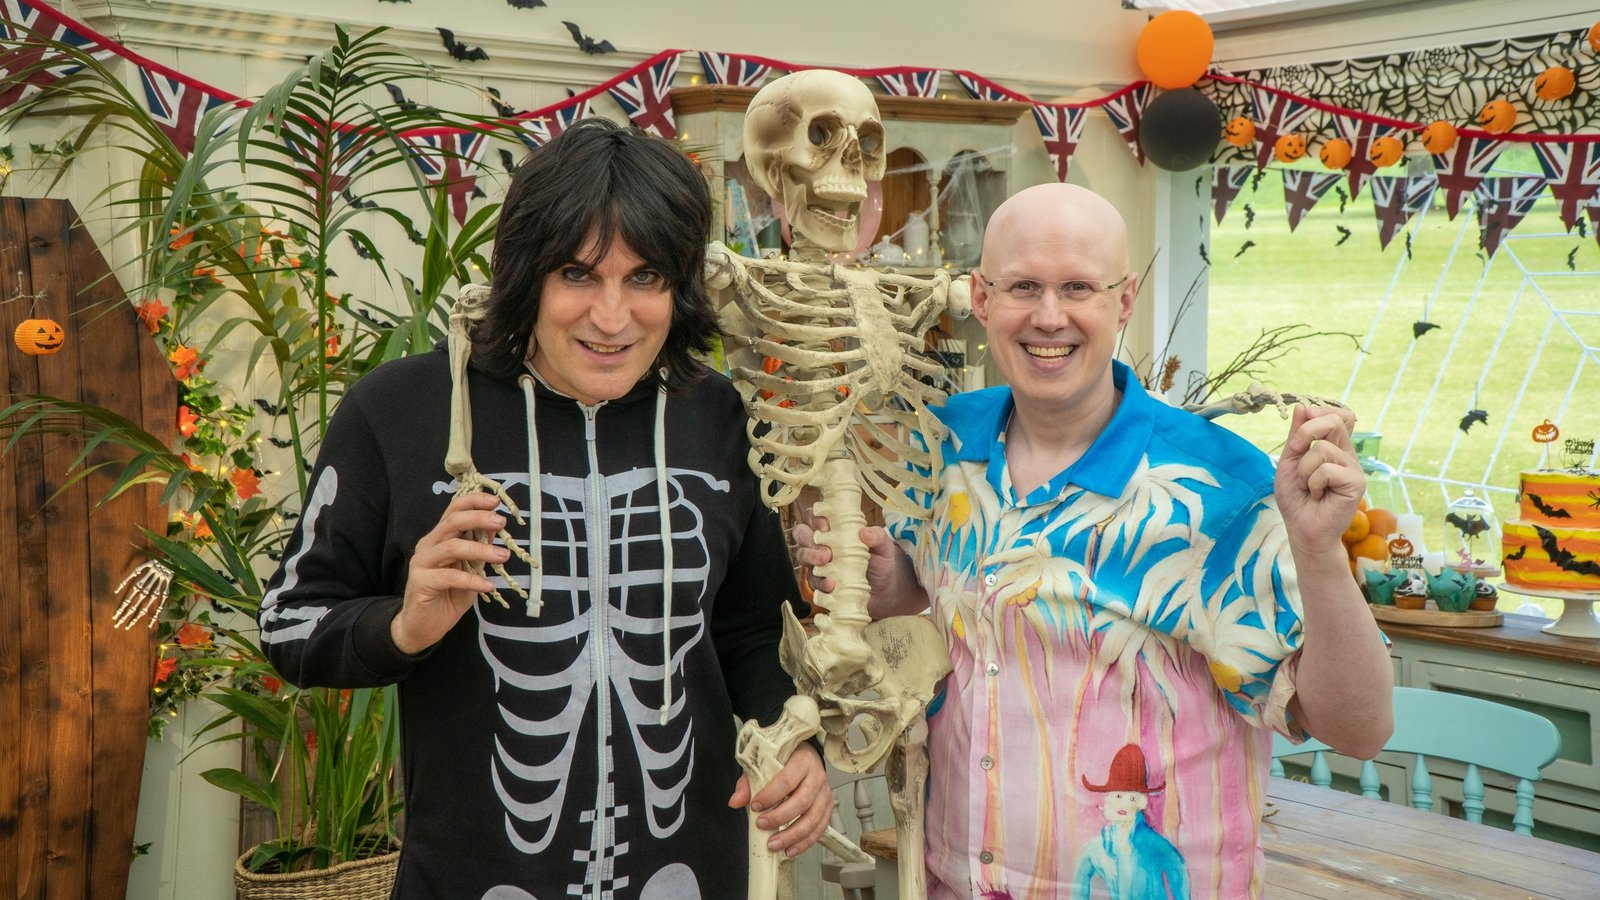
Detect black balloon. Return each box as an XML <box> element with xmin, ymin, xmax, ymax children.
<box><xmin>1139</xmin><ymin>88</ymin><xmax>1221</xmax><ymax>172</ymax></box>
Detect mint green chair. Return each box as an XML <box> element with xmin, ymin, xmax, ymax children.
<box><xmin>1270</xmin><ymin>686</ymin><xmax>1561</xmax><ymax>835</ymax></box>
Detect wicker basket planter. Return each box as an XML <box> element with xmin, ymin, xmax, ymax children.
<box><xmin>233</xmin><ymin>847</ymin><xmax>400</xmax><ymax>900</ymax></box>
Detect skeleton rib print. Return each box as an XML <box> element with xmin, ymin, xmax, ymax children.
<box><xmin>458</xmin><ymin>466</ymin><xmax>720</xmax><ymax>899</ymax></box>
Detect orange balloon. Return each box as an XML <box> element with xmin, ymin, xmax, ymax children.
<box><xmin>1224</xmin><ymin>117</ymin><xmax>1256</xmax><ymax>147</ymax></box>
<box><xmin>1420</xmin><ymin>120</ymin><xmax>1458</xmax><ymax>155</ymax></box>
<box><xmin>1319</xmin><ymin>138</ymin><xmax>1352</xmax><ymax>170</ymax></box>
<box><xmin>1136</xmin><ymin>11</ymin><xmax>1215</xmax><ymax>90</ymax></box>
<box><xmin>1477</xmin><ymin>99</ymin><xmax>1517</xmax><ymax>134</ymax></box>
<box><xmin>1369</xmin><ymin>135</ymin><xmax>1404</xmax><ymax>167</ymax></box>
<box><xmin>1534</xmin><ymin>65</ymin><xmax>1575</xmax><ymax>101</ymax></box>
<box><xmin>1273</xmin><ymin>134</ymin><xmax>1307</xmax><ymax>163</ymax></box>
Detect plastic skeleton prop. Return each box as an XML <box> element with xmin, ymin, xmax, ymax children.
<box><xmin>708</xmin><ymin>69</ymin><xmax>962</xmax><ymax>900</ymax></box>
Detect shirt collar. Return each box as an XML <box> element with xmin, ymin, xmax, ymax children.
<box><xmin>941</xmin><ymin>360</ymin><xmax>1155</xmax><ymax>503</ymax></box>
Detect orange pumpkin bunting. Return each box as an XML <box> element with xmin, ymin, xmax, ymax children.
<box><xmin>1534</xmin><ymin>65</ymin><xmax>1575</xmax><ymax>102</ymax></box>
<box><xmin>1136</xmin><ymin>11</ymin><xmax>1215</xmax><ymax>90</ymax></box>
<box><xmin>14</xmin><ymin>318</ymin><xmax>65</xmax><ymax>355</ymax></box>
<box><xmin>1589</xmin><ymin>20</ymin><xmax>1600</xmax><ymax>53</ymax></box>
<box><xmin>1318</xmin><ymin>138</ymin><xmax>1352</xmax><ymax>170</ymax></box>
<box><xmin>1477</xmin><ymin>99</ymin><xmax>1516</xmax><ymax>134</ymax></box>
<box><xmin>1420</xmin><ymin>120</ymin><xmax>1458</xmax><ymax>155</ymax></box>
<box><xmin>1532</xmin><ymin>419</ymin><xmax>1560</xmax><ymax>443</ymax></box>
<box><xmin>1273</xmin><ymin>134</ymin><xmax>1307</xmax><ymax>163</ymax></box>
<box><xmin>1368</xmin><ymin>135</ymin><xmax>1404</xmax><ymax>167</ymax></box>
<box><xmin>1224</xmin><ymin>117</ymin><xmax>1256</xmax><ymax>148</ymax></box>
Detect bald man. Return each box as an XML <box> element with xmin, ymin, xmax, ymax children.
<box><xmin>796</xmin><ymin>184</ymin><xmax>1392</xmax><ymax>898</ymax></box>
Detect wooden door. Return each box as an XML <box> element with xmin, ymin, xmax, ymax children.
<box><xmin>1</xmin><ymin>197</ymin><xmax>172</xmax><ymax>899</ymax></box>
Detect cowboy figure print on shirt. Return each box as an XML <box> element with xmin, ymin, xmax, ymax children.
<box><xmin>1072</xmin><ymin>743</ymin><xmax>1189</xmax><ymax>900</ymax></box>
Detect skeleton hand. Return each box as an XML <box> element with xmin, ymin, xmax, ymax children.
<box><xmin>392</xmin><ymin>492</ymin><xmax>511</xmax><ymax>655</ymax></box>
<box><xmin>112</xmin><ymin>560</ymin><xmax>174</xmax><ymax>629</ymax></box>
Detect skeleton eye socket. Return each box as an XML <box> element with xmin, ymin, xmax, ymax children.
<box><xmin>808</xmin><ymin>116</ymin><xmax>841</xmax><ymax>147</ymax></box>
<box><xmin>858</xmin><ymin>129</ymin><xmax>883</xmax><ymax>155</ymax></box>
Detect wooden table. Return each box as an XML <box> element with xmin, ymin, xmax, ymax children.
<box><xmin>860</xmin><ymin>777</ymin><xmax>1600</xmax><ymax>898</ymax></box>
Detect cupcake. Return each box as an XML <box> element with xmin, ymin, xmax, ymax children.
<box><xmin>1393</xmin><ymin>573</ymin><xmax>1429</xmax><ymax>610</ymax></box>
<box><xmin>1469</xmin><ymin>579</ymin><xmax>1499</xmax><ymax>612</ymax></box>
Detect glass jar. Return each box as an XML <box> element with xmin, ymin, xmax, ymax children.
<box><xmin>1442</xmin><ymin>487</ymin><xmax>1500</xmax><ymax>576</ymax></box>
<box><xmin>1351</xmin><ymin>431</ymin><xmax>1405</xmax><ymax>516</ymax></box>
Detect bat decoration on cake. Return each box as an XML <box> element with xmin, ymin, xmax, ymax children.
<box><xmin>1534</xmin><ymin>525</ymin><xmax>1600</xmax><ymax>577</ymax></box>
<box><xmin>1446</xmin><ymin>512</ymin><xmax>1490</xmax><ymax>537</ymax></box>
<box><xmin>1457</xmin><ymin>408</ymin><xmax>1488</xmax><ymax>433</ymax></box>
<box><xmin>1413</xmin><ymin>320</ymin><xmax>1440</xmax><ymax>339</ymax></box>
<box><xmin>1503</xmin><ymin>545</ymin><xmax>1526</xmax><ymax>562</ymax></box>
<box><xmin>438</xmin><ymin>28</ymin><xmax>490</xmax><ymax>62</ymax></box>
<box><xmin>1233</xmin><ymin>240</ymin><xmax>1255</xmax><ymax>259</ymax></box>
<box><xmin>1588</xmin><ymin>488</ymin><xmax>1600</xmax><ymax>510</ymax></box>
<box><xmin>1526</xmin><ymin>493</ymin><xmax>1573</xmax><ymax>519</ymax></box>
<box><xmin>563</xmin><ymin>21</ymin><xmax>615</xmax><ymax>54</ymax></box>
<box><xmin>1335</xmin><ymin>224</ymin><xmax>1352</xmax><ymax>246</ymax></box>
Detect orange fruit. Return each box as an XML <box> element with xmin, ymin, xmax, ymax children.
<box><xmin>1342</xmin><ymin>510</ymin><xmax>1370</xmax><ymax>545</ymax></box>
<box><xmin>1358</xmin><ymin>496</ymin><xmax>1369</xmax><ymax>512</ymax></box>
<box><xmin>1365</xmin><ymin>508</ymin><xmax>1397</xmax><ymax>542</ymax></box>
<box><xmin>1350</xmin><ymin>533</ymin><xmax>1388</xmax><ymax>562</ymax></box>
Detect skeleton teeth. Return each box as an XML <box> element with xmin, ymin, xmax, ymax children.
<box><xmin>1025</xmin><ymin>345</ymin><xmax>1074</xmax><ymax>359</ymax></box>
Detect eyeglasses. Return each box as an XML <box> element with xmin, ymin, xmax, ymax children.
<box><xmin>978</xmin><ymin>274</ymin><xmax>1130</xmax><ymax>304</ymax></box>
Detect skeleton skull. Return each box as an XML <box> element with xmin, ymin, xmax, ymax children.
<box><xmin>744</xmin><ymin>70</ymin><xmax>887</xmax><ymax>252</ymax></box>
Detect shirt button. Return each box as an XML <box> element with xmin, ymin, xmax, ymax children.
<box><xmin>985</xmin><ymin>662</ymin><xmax>1000</xmax><ymax>676</ymax></box>
<box><xmin>979</xmin><ymin>850</ymin><xmax>995</xmax><ymax>865</ymax></box>
<box><xmin>983</xmin><ymin>572</ymin><xmax>996</xmax><ymax>587</ymax></box>
<box><xmin>980</xmin><ymin>755</ymin><xmax>994</xmax><ymax>770</ymax></box>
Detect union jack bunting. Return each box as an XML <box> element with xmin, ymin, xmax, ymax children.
<box><xmin>409</xmin><ymin>130</ymin><xmax>491</xmax><ymax>225</ymax></box>
<box><xmin>1031</xmin><ymin>104</ymin><xmax>1088</xmax><ymax>182</ymax></box>
<box><xmin>874</xmin><ymin>69</ymin><xmax>940</xmax><ymax>98</ymax></box>
<box><xmin>1247</xmin><ymin>85</ymin><xmax>1316</xmax><ymax>170</ymax></box>
<box><xmin>1589</xmin><ymin>199</ymin><xmax>1600</xmax><ymax>248</ymax></box>
<box><xmin>697</xmin><ymin>51</ymin><xmax>769</xmax><ymax>88</ymax></box>
<box><xmin>1331</xmin><ymin>114</ymin><xmax>1380</xmax><ymax>199</ymax></box>
<box><xmin>955</xmin><ymin>71</ymin><xmax>1023</xmax><ymax>103</ymax></box>
<box><xmin>0</xmin><ymin>0</ymin><xmax>113</xmax><ymax>111</ymax></box>
<box><xmin>608</xmin><ymin>54</ymin><xmax>680</xmax><ymax>139</ymax></box>
<box><xmin>1533</xmin><ymin>141</ymin><xmax>1600</xmax><ymax>231</ymax></box>
<box><xmin>1369</xmin><ymin>174</ymin><xmax>1438</xmax><ymax>250</ymax></box>
<box><xmin>1474</xmin><ymin>174</ymin><xmax>1547</xmax><ymax>258</ymax></box>
<box><xmin>518</xmin><ymin>99</ymin><xmax>590</xmax><ymax>149</ymax></box>
<box><xmin>1102</xmin><ymin>83</ymin><xmax>1153</xmax><ymax>166</ymax></box>
<box><xmin>139</xmin><ymin>68</ymin><xmax>240</xmax><ymax>157</ymax></box>
<box><xmin>279</xmin><ymin>120</ymin><xmax>375</xmax><ymax>195</ymax></box>
<box><xmin>1281</xmin><ymin>170</ymin><xmax>1343</xmax><ymax>231</ymax></box>
<box><xmin>1212</xmin><ymin>165</ymin><xmax>1252</xmax><ymax>224</ymax></box>
<box><xmin>1431</xmin><ymin>135</ymin><xmax>1505</xmax><ymax>220</ymax></box>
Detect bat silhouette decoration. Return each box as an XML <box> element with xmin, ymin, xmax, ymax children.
<box><xmin>1534</xmin><ymin>525</ymin><xmax>1600</xmax><ymax>577</ymax></box>
<box><xmin>485</xmin><ymin>86</ymin><xmax>520</xmax><ymax>118</ymax></box>
<box><xmin>1503</xmin><ymin>545</ymin><xmax>1526</xmax><ymax>562</ymax></box>
<box><xmin>1457</xmin><ymin>408</ymin><xmax>1488</xmax><ymax>433</ymax></box>
<box><xmin>505</xmin><ymin>0</ymin><xmax>546</xmax><ymax>6</ymax></box>
<box><xmin>498</xmin><ymin>148</ymin><xmax>517</xmax><ymax>172</ymax></box>
<box><xmin>1234</xmin><ymin>240</ymin><xmax>1255</xmax><ymax>258</ymax></box>
<box><xmin>1446</xmin><ymin>512</ymin><xmax>1490</xmax><ymax>537</ymax></box>
<box><xmin>1335</xmin><ymin>225</ymin><xmax>1352</xmax><ymax>246</ymax></box>
<box><xmin>1413</xmin><ymin>320</ymin><xmax>1440</xmax><ymax>339</ymax></box>
<box><xmin>438</xmin><ymin>28</ymin><xmax>490</xmax><ymax>62</ymax></box>
<box><xmin>1526</xmin><ymin>493</ymin><xmax>1573</xmax><ymax>519</ymax></box>
<box><xmin>563</xmin><ymin>21</ymin><xmax>615</xmax><ymax>54</ymax></box>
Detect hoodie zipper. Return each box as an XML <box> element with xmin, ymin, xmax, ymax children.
<box><xmin>580</xmin><ymin>401</ymin><xmax>613</xmax><ymax>898</ymax></box>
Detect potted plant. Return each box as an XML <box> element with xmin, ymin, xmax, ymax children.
<box><xmin>0</xmin><ymin>22</ymin><xmax>500</xmax><ymax>891</ymax></box>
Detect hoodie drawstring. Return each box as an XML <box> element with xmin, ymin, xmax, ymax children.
<box><xmin>653</xmin><ymin>378</ymin><xmax>674</xmax><ymax>726</ymax></box>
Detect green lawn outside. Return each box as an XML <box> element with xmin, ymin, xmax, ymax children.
<box><xmin>1203</xmin><ymin>150</ymin><xmax>1600</xmax><ymax>616</ymax></box>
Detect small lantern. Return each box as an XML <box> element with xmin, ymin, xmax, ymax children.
<box><xmin>1476</xmin><ymin>99</ymin><xmax>1517</xmax><ymax>134</ymax></box>
<box><xmin>1318</xmin><ymin>138</ymin><xmax>1352</xmax><ymax>170</ymax></box>
<box><xmin>1368</xmin><ymin>136</ymin><xmax>1405</xmax><ymax>167</ymax></box>
<box><xmin>1224</xmin><ymin>117</ymin><xmax>1256</xmax><ymax>148</ymax></box>
<box><xmin>14</xmin><ymin>318</ymin><xmax>65</xmax><ymax>355</ymax></box>
<box><xmin>1420</xmin><ymin>120</ymin><xmax>1458</xmax><ymax>155</ymax></box>
<box><xmin>1273</xmin><ymin>134</ymin><xmax>1307</xmax><ymax>163</ymax></box>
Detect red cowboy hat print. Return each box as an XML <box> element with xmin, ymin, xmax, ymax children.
<box><xmin>1081</xmin><ymin>743</ymin><xmax>1164</xmax><ymax>794</ymax></box>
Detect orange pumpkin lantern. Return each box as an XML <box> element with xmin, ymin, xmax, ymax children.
<box><xmin>1368</xmin><ymin>135</ymin><xmax>1405</xmax><ymax>167</ymax></box>
<box><xmin>1534</xmin><ymin>65</ymin><xmax>1575</xmax><ymax>102</ymax></box>
<box><xmin>1589</xmin><ymin>21</ymin><xmax>1600</xmax><ymax>53</ymax></box>
<box><xmin>1532</xmin><ymin>419</ymin><xmax>1560</xmax><ymax>443</ymax></box>
<box><xmin>1136</xmin><ymin>11</ymin><xmax>1215</xmax><ymax>90</ymax></box>
<box><xmin>1477</xmin><ymin>99</ymin><xmax>1517</xmax><ymax>134</ymax></box>
<box><xmin>1319</xmin><ymin>138</ymin><xmax>1352</xmax><ymax>170</ymax></box>
<box><xmin>1273</xmin><ymin>133</ymin><xmax>1307</xmax><ymax>163</ymax></box>
<box><xmin>1420</xmin><ymin>120</ymin><xmax>1458</xmax><ymax>155</ymax></box>
<box><xmin>14</xmin><ymin>318</ymin><xmax>65</xmax><ymax>355</ymax></box>
<box><xmin>1224</xmin><ymin>117</ymin><xmax>1256</xmax><ymax>148</ymax></box>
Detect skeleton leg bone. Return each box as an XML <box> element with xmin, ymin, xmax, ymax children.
<box><xmin>735</xmin><ymin>695</ymin><xmax>822</xmax><ymax>900</ymax></box>
<box><xmin>888</xmin><ymin>715</ymin><xmax>934</xmax><ymax>900</ymax></box>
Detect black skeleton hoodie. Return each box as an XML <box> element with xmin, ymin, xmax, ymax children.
<box><xmin>259</xmin><ymin>347</ymin><xmax>805</xmax><ymax>899</ymax></box>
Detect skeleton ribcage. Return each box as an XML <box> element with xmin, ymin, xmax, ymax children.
<box><xmin>718</xmin><ymin>260</ymin><xmax>951</xmax><ymax>518</ymax></box>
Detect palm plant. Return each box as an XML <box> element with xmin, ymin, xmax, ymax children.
<box><xmin>0</xmin><ymin>22</ymin><xmax>506</xmax><ymax>873</ymax></box>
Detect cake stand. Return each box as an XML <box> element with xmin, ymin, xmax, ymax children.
<box><xmin>1498</xmin><ymin>585</ymin><xmax>1600</xmax><ymax>639</ymax></box>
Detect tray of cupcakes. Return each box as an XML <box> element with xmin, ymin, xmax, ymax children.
<box><xmin>1344</xmin><ymin>500</ymin><xmax>1503</xmax><ymax>628</ymax></box>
